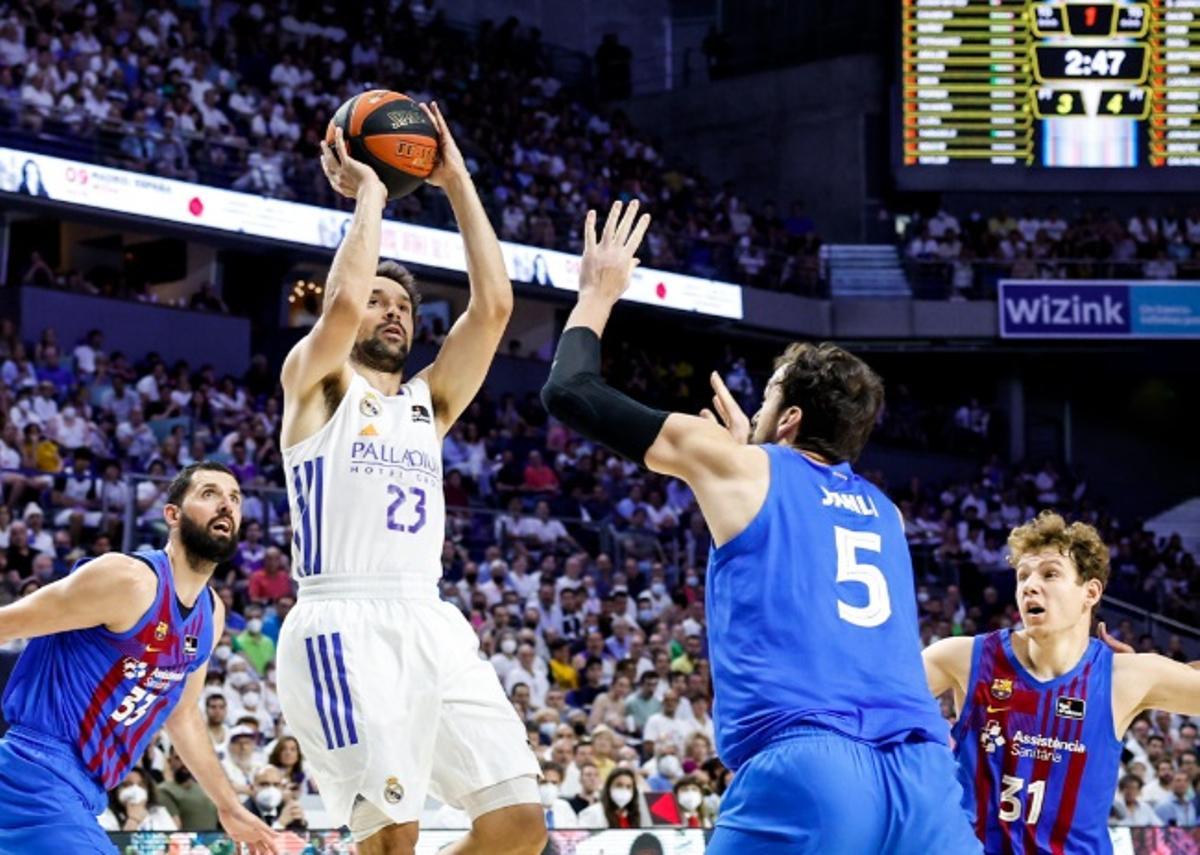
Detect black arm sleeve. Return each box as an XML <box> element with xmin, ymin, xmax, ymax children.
<box><xmin>539</xmin><ymin>327</ymin><xmax>670</xmax><ymax>464</ymax></box>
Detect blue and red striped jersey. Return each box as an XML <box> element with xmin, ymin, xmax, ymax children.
<box><xmin>951</xmin><ymin>629</ymin><xmax>1121</xmax><ymax>855</ymax></box>
<box><xmin>1</xmin><ymin>550</ymin><xmax>214</xmax><ymax>790</ymax></box>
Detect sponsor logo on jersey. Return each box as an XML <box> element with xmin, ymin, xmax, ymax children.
<box><xmin>360</xmin><ymin>393</ymin><xmax>382</xmax><ymax>418</ymax></box>
<box><xmin>183</xmin><ymin>635</ymin><xmax>199</xmax><ymax>656</ymax></box>
<box><xmin>981</xmin><ymin>719</ymin><xmax>1006</xmax><ymax>754</ymax></box>
<box><xmin>154</xmin><ymin>621</ymin><xmax>169</xmax><ymax>641</ymax></box>
<box><xmin>384</xmin><ymin>776</ymin><xmax>405</xmax><ymax>804</ymax></box>
<box><xmin>349</xmin><ymin>441</ymin><xmax>439</xmax><ymax>478</ymax></box>
<box><xmin>819</xmin><ymin>486</ymin><xmax>879</xmax><ymax>517</ymax></box>
<box><xmin>411</xmin><ymin>404</ymin><xmax>431</xmax><ymax>424</ymax></box>
<box><xmin>358</xmin><ymin>424</ymin><xmax>379</xmax><ymax>437</ymax></box>
<box><xmin>1055</xmin><ymin>696</ymin><xmax>1086</xmax><ymax>720</ymax></box>
<box><xmin>990</xmin><ymin>678</ymin><xmax>1013</xmax><ymax>701</ymax></box>
<box><xmin>1009</xmin><ymin>729</ymin><xmax>1087</xmax><ymax>763</ymax></box>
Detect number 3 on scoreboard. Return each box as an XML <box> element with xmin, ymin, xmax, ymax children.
<box><xmin>834</xmin><ymin>526</ymin><xmax>892</xmax><ymax>628</ymax></box>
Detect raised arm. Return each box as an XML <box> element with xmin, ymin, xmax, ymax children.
<box><xmin>415</xmin><ymin>103</ymin><xmax>513</xmax><ymax>437</ymax></box>
<box><xmin>0</xmin><ymin>553</ymin><xmax>156</xmax><ymax>644</ymax></box>
<box><xmin>280</xmin><ymin>128</ymin><xmax>387</xmax><ymax>400</ymax></box>
<box><xmin>164</xmin><ymin>599</ymin><xmax>278</xmax><ymax>855</ymax></box>
<box><xmin>540</xmin><ymin>203</ymin><xmax>764</xmax><ymax>545</ymax></box>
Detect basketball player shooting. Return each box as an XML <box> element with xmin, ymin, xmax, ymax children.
<box><xmin>923</xmin><ymin>512</ymin><xmax>1200</xmax><ymax>854</ymax></box>
<box><xmin>275</xmin><ymin>106</ymin><xmax>544</xmax><ymax>855</ymax></box>
<box><xmin>540</xmin><ymin>201</ymin><xmax>981</xmax><ymax>854</ymax></box>
<box><xmin>0</xmin><ymin>462</ymin><xmax>276</xmax><ymax>855</ymax></box>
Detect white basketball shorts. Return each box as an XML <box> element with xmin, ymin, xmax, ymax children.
<box><xmin>275</xmin><ymin>576</ymin><xmax>540</xmax><ymax>828</ymax></box>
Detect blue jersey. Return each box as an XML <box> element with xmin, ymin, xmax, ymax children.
<box><xmin>705</xmin><ymin>444</ymin><xmax>946</xmax><ymax>771</ymax></box>
<box><xmin>1</xmin><ymin>550</ymin><xmax>214</xmax><ymax>790</ymax></box>
<box><xmin>951</xmin><ymin>629</ymin><xmax>1121</xmax><ymax>855</ymax></box>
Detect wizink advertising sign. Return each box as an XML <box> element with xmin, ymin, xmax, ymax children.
<box><xmin>999</xmin><ymin>281</ymin><xmax>1200</xmax><ymax>339</ymax></box>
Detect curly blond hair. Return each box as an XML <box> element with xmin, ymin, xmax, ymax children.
<box><xmin>1006</xmin><ymin>510</ymin><xmax>1110</xmax><ymax>589</ymax></box>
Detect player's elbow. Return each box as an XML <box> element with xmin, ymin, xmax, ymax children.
<box><xmin>539</xmin><ymin>376</ymin><xmax>577</xmax><ymax>425</ymax></box>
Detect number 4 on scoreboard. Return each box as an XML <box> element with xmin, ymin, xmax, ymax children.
<box><xmin>1098</xmin><ymin>88</ymin><xmax>1150</xmax><ymax>120</ymax></box>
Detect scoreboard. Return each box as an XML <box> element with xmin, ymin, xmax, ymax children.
<box><xmin>897</xmin><ymin>0</ymin><xmax>1200</xmax><ymax>189</ymax></box>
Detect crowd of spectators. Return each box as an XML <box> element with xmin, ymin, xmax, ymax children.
<box><xmin>900</xmin><ymin>206</ymin><xmax>1200</xmax><ymax>298</ymax></box>
<box><xmin>1</xmin><ymin>315</ymin><xmax>1198</xmax><ymax>835</ymax></box>
<box><xmin>0</xmin><ymin>0</ymin><xmax>823</xmax><ymax>294</ymax></box>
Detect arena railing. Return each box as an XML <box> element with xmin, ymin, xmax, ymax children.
<box><xmin>903</xmin><ymin>258</ymin><xmax>1200</xmax><ymax>300</ymax></box>
<box><xmin>1099</xmin><ymin>594</ymin><xmax>1200</xmax><ymax>658</ymax></box>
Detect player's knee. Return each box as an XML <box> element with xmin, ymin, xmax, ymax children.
<box><xmin>357</xmin><ymin>821</ymin><xmax>418</xmax><ymax>855</ymax></box>
<box><xmin>487</xmin><ymin>805</ymin><xmax>547</xmax><ymax>855</ymax></box>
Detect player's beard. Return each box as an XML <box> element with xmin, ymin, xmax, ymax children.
<box><xmin>179</xmin><ymin>511</ymin><xmax>239</xmax><ymax>565</ymax></box>
<box><xmin>353</xmin><ymin>332</ymin><xmax>408</xmax><ymax>374</ymax></box>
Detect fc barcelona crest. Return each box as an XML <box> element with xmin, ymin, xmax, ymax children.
<box><xmin>155</xmin><ymin>621</ymin><xmax>169</xmax><ymax>642</ymax></box>
<box><xmin>990</xmin><ymin>678</ymin><xmax>1013</xmax><ymax>701</ymax></box>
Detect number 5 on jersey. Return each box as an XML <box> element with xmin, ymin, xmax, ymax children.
<box><xmin>834</xmin><ymin>526</ymin><xmax>892</xmax><ymax>628</ymax></box>
<box><xmin>386</xmin><ymin>485</ymin><xmax>427</xmax><ymax>533</ymax></box>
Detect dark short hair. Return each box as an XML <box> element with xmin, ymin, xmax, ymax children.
<box><xmin>541</xmin><ymin>760</ymin><xmax>564</xmax><ymax>777</ymax></box>
<box><xmin>166</xmin><ymin>461</ymin><xmax>238</xmax><ymax>506</ymax></box>
<box><xmin>772</xmin><ymin>342</ymin><xmax>884</xmax><ymax>463</ymax></box>
<box><xmin>375</xmin><ymin>261</ymin><xmax>421</xmax><ymax>315</ymax></box>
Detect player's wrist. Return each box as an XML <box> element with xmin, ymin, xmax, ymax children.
<box><xmin>356</xmin><ymin>179</ymin><xmax>387</xmax><ymax>206</ymax></box>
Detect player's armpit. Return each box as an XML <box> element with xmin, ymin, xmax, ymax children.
<box><xmin>280</xmin><ymin>312</ymin><xmax>357</xmax><ymax>400</ymax></box>
<box><xmin>922</xmin><ymin>636</ymin><xmax>974</xmax><ymax>698</ymax></box>
<box><xmin>0</xmin><ymin>553</ymin><xmax>156</xmax><ymax>644</ymax></box>
<box><xmin>645</xmin><ymin>412</ymin><xmax>759</xmax><ymax>481</ymax></box>
<box><xmin>418</xmin><ymin>299</ymin><xmax>510</xmax><ymax>438</ymax></box>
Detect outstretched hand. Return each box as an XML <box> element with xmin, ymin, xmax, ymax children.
<box><xmin>700</xmin><ymin>371</ymin><xmax>752</xmax><ymax>444</ymax></box>
<box><xmin>1098</xmin><ymin>621</ymin><xmax>1135</xmax><ymax>655</ymax></box>
<box><xmin>578</xmin><ymin>200</ymin><xmax>652</xmax><ymax>307</ymax></box>
<box><xmin>218</xmin><ymin>802</ymin><xmax>280</xmax><ymax>855</ymax></box>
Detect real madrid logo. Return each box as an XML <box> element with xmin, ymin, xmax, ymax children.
<box><xmin>155</xmin><ymin>621</ymin><xmax>169</xmax><ymax>641</ymax></box>
<box><xmin>360</xmin><ymin>393</ymin><xmax>382</xmax><ymax>418</ymax></box>
<box><xmin>383</xmin><ymin>777</ymin><xmax>405</xmax><ymax>804</ymax></box>
<box><xmin>990</xmin><ymin>678</ymin><xmax>1013</xmax><ymax>701</ymax></box>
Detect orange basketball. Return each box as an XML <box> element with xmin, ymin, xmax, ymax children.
<box><xmin>326</xmin><ymin>90</ymin><xmax>439</xmax><ymax>200</ymax></box>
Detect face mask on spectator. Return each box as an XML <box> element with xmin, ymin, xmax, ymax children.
<box><xmin>685</xmin><ymin>575</ymin><xmax>699</xmax><ymax>587</ymax></box>
<box><xmin>638</xmin><ymin>608</ymin><xmax>654</xmax><ymax>623</ymax></box>
<box><xmin>703</xmin><ymin>793</ymin><xmax>721</xmax><ymax>814</ymax></box>
<box><xmin>658</xmin><ymin>756</ymin><xmax>682</xmax><ymax>779</ymax></box>
<box><xmin>229</xmin><ymin>670</ymin><xmax>251</xmax><ymax>689</ymax></box>
<box><xmin>917</xmin><ymin>590</ymin><xmax>930</xmax><ymax>604</ymax></box>
<box><xmin>539</xmin><ymin>722</ymin><xmax>557</xmax><ymax>741</ymax></box>
<box><xmin>538</xmin><ymin>783</ymin><xmax>559</xmax><ymax>807</ymax></box>
<box><xmin>242</xmin><ymin>692</ymin><xmax>261</xmax><ymax>709</ymax></box>
<box><xmin>678</xmin><ymin>789</ymin><xmax>702</xmax><ymax>811</ymax></box>
<box><xmin>246</xmin><ymin>618</ymin><xmax>263</xmax><ymax>635</ymax></box>
<box><xmin>119</xmin><ymin>785</ymin><xmax>148</xmax><ymax>806</ymax></box>
<box><xmin>610</xmin><ymin>786</ymin><xmax>634</xmax><ymax>808</ymax></box>
<box><xmin>651</xmin><ymin>582</ymin><xmax>666</xmax><ymax>596</ymax></box>
<box><xmin>265</xmin><ymin>669</ymin><xmax>276</xmax><ymax>685</ymax></box>
<box><xmin>213</xmin><ymin>645</ymin><xmax>232</xmax><ymax>662</ymax></box>
<box><xmin>254</xmin><ymin>786</ymin><xmax>283</xmax><ymax>811</ymax></box>
<box><xmin>500</xmin><ymin>638</ymin><xmax>518</xmax><ymax>655</ymax></box>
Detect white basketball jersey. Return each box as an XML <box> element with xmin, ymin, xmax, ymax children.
<box><xmin>282</xmin><ymin>372</ymin><xmax>444</xmax><ymax>589</ymax></box>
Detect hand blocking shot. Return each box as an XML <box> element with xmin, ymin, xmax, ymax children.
<box><xmin>275</xmin><ymin>102</ymin><xmax>545</xmax><ymax>855</ymax></box>
<box><xmin>541</xmin><ymin>202</ymin><xmax>982</xmax><ymax>855</ymax></box>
